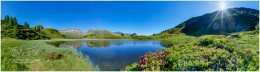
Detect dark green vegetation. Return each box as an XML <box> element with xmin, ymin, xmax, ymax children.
<box><xmin>1</xmin><ymin>15</ymin><xmax>64</xmax><ymax>40</ymax></box>
<box><xmin>126</xmin><ymin>7</ymin><xmax>259</xmax><ymax>71</ymax></box>
<box><xmin>158</xmin><ymin>7</ymin><xmax>259</xmax><ymax>36</ymax></box>
<box><xmin>1</xmin><ymin>38</ymin><xmax>95</xmax><ymax>71</ymax></box>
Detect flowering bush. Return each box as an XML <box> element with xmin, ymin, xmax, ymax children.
<box><xmin>137</xmin><ymin>50</ymin><xmax>171</xmax><ymax>71</ymax></box>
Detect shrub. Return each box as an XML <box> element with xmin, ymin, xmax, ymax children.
<box><xmin>199</xmin><ymin>36</ymin><xmax>235</xmax><ymax>53</ymax></box>
<box><xmin>160</xmin><ymin>40</ymin><xmax>174</xmax><ymax>47</ymax></box>
<box><xmin>44</xmin><ymin>52</ymin><xmax>63</xmax><ymax>60</ymax></box>
<box><xmin>198</xmin><ymin>36</ymin><xmax>215</xmax><ymax>46</ymax></box>
<box><xmin>126</xmin><ymin>50</ymin><xmax>171</xmax><ymax>71</ymax></box>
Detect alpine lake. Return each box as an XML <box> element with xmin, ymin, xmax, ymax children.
<box><xmin>46</xmin><ymin>40</ymin><xmax>165</xmax><ymax>71</ymax></box>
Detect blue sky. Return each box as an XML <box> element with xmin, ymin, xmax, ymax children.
<box><xmin>1</xmin><ymin>1</ymin><xmax>259</xmax><ymax>35</ymax></box>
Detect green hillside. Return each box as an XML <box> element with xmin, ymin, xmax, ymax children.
<box><xmin>126</xmin><ymin>7</ymin><xmax>259</xmax><ymax>71</ymax></box>
<box><xmin>42</xmin><ymin>28</ymin><xmax>65</xmax><ymax>39</ymax></box>
<box><xmin>159</xmin><ymin>7</ymin><xmax>259</xmax><ymax>36</ymax></box>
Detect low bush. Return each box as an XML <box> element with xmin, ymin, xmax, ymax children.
<box><xmin>199</xmin><ymin>36</ymin><xmax>235</xmax><ymax>52</ymax></box>
<box><xmin>160</xmin><ymin>40</ymin><xmax>174</xmax><ymax>47</ymax></box>
<box><xmin>126</xmin><ymin>50</ymin><xmax>172</xmax><ymax>71</ymax></box>
<box><xmin>44</xmin><ymin>52</ymin><xmax>63</xmax><ymax>60</ymax></box>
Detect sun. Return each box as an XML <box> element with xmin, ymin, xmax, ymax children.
<box><xmin>219</xmin><ymin>2</ymin><xmax>227</xmax><ymax>10</ymax></box>
<box><xmin>210</xmin><ymin>1</ymin><xmax>234</xmax><ymax>34</ymax></box>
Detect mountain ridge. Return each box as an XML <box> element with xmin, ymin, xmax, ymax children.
<box><xmin>59</xmin><ymin>29</ymin><xmax>86</xmax><ymax>39</ymax></box>
<box><xmin>59</xmin><ymin>29</ymin><xmax>138</xmax><ymax>39</ymax></box>
<box><xmin>85</xmin><ymin>29</ymin><xmax>137</xmax><ymax>36</ymax></box>
<box><xmin>158</xmin><ymin>7</ymin><xmax>259</xmax><ymax>36</ymax></box>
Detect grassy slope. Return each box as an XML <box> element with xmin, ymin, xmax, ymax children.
<box><xmin>126</xmin><ymin>31</ymin><xmax>259</xmax><ymax>71</ymax></box>
<box><xmin>42</xmin><ymin>28</ymin><xmax>65</xmax><ymax>39</ymax></box>
<box><xmin>1</xmin><ymin>38</ymin><xmax>95</xmax><ymax>71</ymax></box>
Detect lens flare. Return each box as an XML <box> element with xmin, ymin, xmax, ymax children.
<box><xmin>219</xmin><ymin>2</ymin><xmax>227</xmax><ymax>10</ymax></box>
<box><xmin>208</xmin><ymin>1</ymin><xmax>235</xmax><ymax>34</ymax></box>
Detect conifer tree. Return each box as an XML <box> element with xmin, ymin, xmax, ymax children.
<box><xmin>24</xmin><ymin>22</ymin><xmax>30</xmax><ymax>29</ymax></box>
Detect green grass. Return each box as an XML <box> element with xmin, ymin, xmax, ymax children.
<box><xmin>1</xmin><ymin>38</ymin><xmax>95</xmax><ymax>71</ymax></box>
<box><xmin>126</xmin><ymin>31</ymin><xmax>259</xmax><ymax>71</ymax></box>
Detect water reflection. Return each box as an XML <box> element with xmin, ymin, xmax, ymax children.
<box><xmin>46</xmin><ymin>40</ymin><xmax>164</xmax><ymax>71</ymax></box>
<box><xmin>47</xmin><ymin>40</ymin><xmax>162</xmax><ymax>48</ymax></box>
<box><xmin>47</xmin><ymin>41</ymin><xmax>85</xmax><ymax>48</ymax></box>
<box><xmin>86</xmin><ymin>40</ymin><xmax>111</xmax><ymax>48</ymax></box>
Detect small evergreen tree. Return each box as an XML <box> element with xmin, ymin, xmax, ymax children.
<box><xmin>12</xmin><ymin>17</ymin><xmax>18</xmax><ymax>27</ymax></box>
<box><xmin>2</xmin><ymin>16</ymin><xmax>18</xmax><ymax>29</ymax></box>
<box><xmin>12</xmin><ymin>25</ymin><xmax>19</xmax><ymax>38</ymax></box>
<box><xmin>24</xmin><ymin>22</ymin><xmax>30</xmax><ymax>29</ymax></box>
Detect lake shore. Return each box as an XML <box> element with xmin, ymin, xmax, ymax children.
<box><xmin>1</xmin><ymin>38</ymin><xmax>96</xmax><ymax>71</ymax></box>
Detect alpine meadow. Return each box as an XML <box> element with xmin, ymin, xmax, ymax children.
<box><xmin>1</xmin><ymin>1</ymin><xmax>259</xmax><ymax>71</ymax></box>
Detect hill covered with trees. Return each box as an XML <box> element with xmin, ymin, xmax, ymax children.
<box><xmin>1</xmin><ymin>15</ymin><xmax>64</xmax><ymax>40</ymax></box>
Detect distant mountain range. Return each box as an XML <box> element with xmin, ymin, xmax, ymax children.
<box><xmin>159</xmin><ymin>7</ymin><xmax>259</xmax><ymax>36</ymax></box>
<box><xmin>59</xmin><ymin>29</ymin><xmax>86</xmax><ymax>39</ymax></box>
<box><xmin>59</xmin><ymin>29</ymin><xmax>137</xmax><ymax>39</ymax></box>
<box><xmin>86</xmin><ymin>29</ymin><xmax>137</xmax><ymax>36</ymax></box>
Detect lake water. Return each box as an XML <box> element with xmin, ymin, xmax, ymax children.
<box><xmin>46</xmin><ymin>40</ymin><xmax>164</xmax><ymax>71</ymax></box>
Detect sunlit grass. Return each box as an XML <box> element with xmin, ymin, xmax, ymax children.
<box><xmin>1</xmin><ymin>38</ymin><xmax>96</xmax><ymax>71</ymax></box>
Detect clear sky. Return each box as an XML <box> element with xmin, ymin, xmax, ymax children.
<box><xmin>1</xmin><ymin>1</ymin><xmax>259</xmax><ymax>35</ymax></box>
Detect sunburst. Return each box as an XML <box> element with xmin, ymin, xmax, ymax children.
<box><xmin>208</xmin><ymin>1</ymin><xmax>235</xmax><ymax>34</ymax></box>
<box><xmin>219</xmin><ymin>1</ymin><xmax>227</xmax><ymax>10</ymax></box>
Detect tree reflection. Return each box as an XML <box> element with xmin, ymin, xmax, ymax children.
<box><xmin>47</xmin><ymin>41</ymin><xmax>85</xmax><ymax>48</ymax></box>
<box><xmin>46</xmin><ymin>41</ymin><xmax>65</xmax><ymax>47</ymax></box>
<box><xmin>86</xmin><ymin>40</ymin><xmax>111</xmax><ymax>48</ymax></box>
<box><xmin>59</xmin><ymin>41</ymin><xmax>85</xmax><ymax>48</ymax></box>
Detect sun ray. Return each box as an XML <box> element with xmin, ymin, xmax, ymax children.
<box><xmin>209</xmin><ymin>1</ymin><xmax>236</xmax><ymax>34</ymax></box>
<box><xmin>208</xmin><ymin>10</ymin><xmax>221</xmax><ymax>29</ymax></box>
